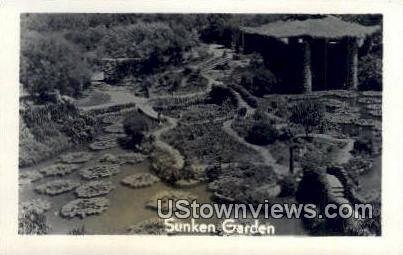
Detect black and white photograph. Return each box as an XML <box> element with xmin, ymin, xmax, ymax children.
<box><xmin>16</xmin><ymin>13</ymin><xmax>384</xmax><ymax>236</ymax></box>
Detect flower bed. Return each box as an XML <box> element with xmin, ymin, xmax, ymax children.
<box><xmin>35</xmin><ymin>179</ymin><xmax>80</xmax><ymax>196</ymax></box>
<box><xmin>59</xmin><ymin>152</ymin><xmax>93</xmax><ymax>164</ymax></box>
<box><xmin>361</xmin><ymin>91</ymin><xmax>382</xmax><ymax>97</ymax></box>
<box><xmin>60</xmin><ymin>197</ymin><xmax>109</xmax><ymax>219</ymax></box>
<box><xmin>75</xmin><ymin>180</ymin><xmax>115</xmax><ymax>198</ymax></box>
<box><xmin>209</xmin><ymin>163</ymin><xmax>280</xmax><ymax>204</ymax></box>
<box><xmin>146</xmin><ymin>190</ymin><xmax>197</xmax><ymax>212</ymax></box>
<box><xmin>39</xmin><ymin>163</ymin><xmax>80</xmax><ymax>177</ymax></box>
<box><xmin>358</xmin><ymin>97</ymin><xmax>382</xmax><ymax>104</ymax></box>
<box><xmin>80</xmin><ymin>164</ymin><xmax>121</xmax><ymax>180</ymax></box>
<box><xmin>121</xmin><ymin>173</ymin><xmax>160</xmax><ymax>188</ymax></box>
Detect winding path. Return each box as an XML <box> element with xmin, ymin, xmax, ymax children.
<box><xmin>79</xmin><ymin>43</ymin><xmax>354</xmax><ymax>180</ymax></box>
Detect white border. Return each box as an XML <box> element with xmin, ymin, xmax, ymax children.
<box><xmin>1</xmin><ymin>1</ymin><xmax>403</xmax><ymax>254</ymax></box>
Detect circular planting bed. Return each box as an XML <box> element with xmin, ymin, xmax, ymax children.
<box><xmin>60</xmin><ymin>197</ymin><xmax>109</xmax><ymax>219</ymax></box>
<box><xmin>35</xmin><ymin>179</ymin><xmax>80</xmax><ymax>196</ymax></box>
<box><xmin>39</xmin><ymin>163</ymin><xmax>80</xmax><ymax>177</ymax></box>
<box><xmin>20</xmin><ymin>198</ymin><xmax>51</xmax><ymax>214</ymax></box>
<box><xmin>80</xmin><ymin>164</ymin><xmax>121</xmax><ymax>180</ymax></box>
<box><xmin>59</xmin><ymin>152</ymin><xmax>93</xmax><ymax>164</ymax></box>
<box><xmin>75</xmin><ymin>180</ymin><xmax>115</xmax><ymax>198</ymax></box>
<box><xmin>146</xmin><ymin>190</ymin><xmax>197</xmax><ymax>212</ymax></box>
<box><xmin>121</xmin><ymin>173</ymin><xmax>160</xmax><ymax>189</ymax></box>
<box><xmin>19</xmin><ymin>170</ymin><xmax>43</xmax><ymax>185</ymax></box>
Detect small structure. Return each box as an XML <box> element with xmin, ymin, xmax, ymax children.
<box><xmin>237</xmin><ymin>16</ymin><xmax>380</xmax><ymax>92</ymax></box>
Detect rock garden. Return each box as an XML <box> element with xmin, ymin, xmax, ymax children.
<box><xmin>61</xmin><ymin>197</ymin><xmax>110</xmax><ymax>219</ymax></box>
<box><xmin>39</xmin><ymin>163</ymin><xmax>80</xmax><ymax>177</ymax></box>
<box><xmin>75</xmin><ymin>180</ymin><xmax>115</xmax><ymax>198</ymax></box>
<box><xmin>59</xmin><ymin>151</ymin><xmax>93</xmax><ymax>164</ymax></box>
<box><xmin>121</xmin><ymin>173</ymin><xmax>160</xmax><ymax>189</ymax></box>
<box><xmin>80</xmin><ymin>164</ymin><xmax>121</xmax><ymax>180</ymax></box>
<box><xmin>35</xmin><ymin>179</ymin><xmax>80</xmax><ymax>196</ymax></box>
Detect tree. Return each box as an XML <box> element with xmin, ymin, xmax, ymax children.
<box><xmin>97</xmin><ymin>22</ymin><xmax>197</xmax><ymax>74</ymax></box>
<box><xmin>289</xmin><ymin>101</ymin><xmax>325</xmax><ymax>137</ymax></box>
<box><xmin>20</xmin><ymin>31</ymin><xmax>91</xmax><ymax>99</ymax></box>
<box><xmin>123</xmin><ymin>111</ymin><xmax>151</xmax><ymax>147</ymax></box>
<box><xmin>240</xmin><ymin>54</ymin><xmax>279</xmax><ymax>96</ymax></box>
<box><xmin>358</xmin><ymin>54</ymin><xmax>382</xmax><ymax>91</ymax></box>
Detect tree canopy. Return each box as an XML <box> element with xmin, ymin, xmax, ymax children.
<box><xmin>20</xmin><ymin>31</ymin><xmax>91</xmax><ymax>98</ymax></box>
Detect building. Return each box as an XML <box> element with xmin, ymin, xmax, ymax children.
<box><xmin>237</xmin><ymin>16</ymin><xmax>380</xmax><ymax>93</ymax></box>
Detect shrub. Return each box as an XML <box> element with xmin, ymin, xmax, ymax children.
<box><xmin>208</xmin><ymin>85</ymin><xmax>238</xmax><ymax>107</ymax></box>
<box><xmin>123</xmin><ymin>111</ymin><xmax>151</xmax><ymax>147</ymax></box>
<box><xmin>278</xmin><ymin>174</ymin><xmax>299</xmax><ymax>197</ymax></box>
<box><xmin>289</xmin><ymin>101</ymin><xmax>325</xmax><ymax>137</ymax></box>
<box><xmin>358</xmin><ymin>54</ymin><xmax>382</xmax><ymax>91</ymax></box>
<box><xmin>151</xmin><ymin>142</ymin><xmax>185</xmax><ymax>183</ymax></box>
<box><xmin>352</xmin><ymin>133</ymin><xmax>375</xmax><ymax>156</ymax></box>
<box><xmin>245</xmin><ymin>120</ymin><xmax>278</xmax><ymax>145</ymax></box>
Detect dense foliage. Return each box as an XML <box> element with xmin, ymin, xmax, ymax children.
<box><xmin>20</xmin><ymin>32</ymin><xmax>92</xmax><ymax>98</ymax></box>
<box><xmin>123</xmin><ymin>111</ymin><xmax>152</xmax><ymax>147</ymax></box>
<box><xmin>246</xmin><ymin>120</ymin><xmax>278</xmax><ymax>145</ymax></box>
<box><xmin>289</xmin><ymin>101</ymin><xmax>325</xmax><ymax>136</ymax></box>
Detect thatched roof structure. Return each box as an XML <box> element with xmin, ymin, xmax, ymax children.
<box><xmin>241</xmin><ymin>16</ymin><xmax>380</xmax><ymax>39</ymax></box>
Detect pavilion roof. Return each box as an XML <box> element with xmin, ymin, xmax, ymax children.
<box><xmin>240</xmin><ymin>16</ymin><xmax>380</xmax><ymax>39</ymax></box>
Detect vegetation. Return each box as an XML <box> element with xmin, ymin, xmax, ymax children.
<box><xmin>123</xmin><ymin>111</ymin><xmax>153</xmax><ymax>147</ymax></box>
<box><xmin>289</xmin><ymin>101</ymin><xmax>325</xmax><ymax>137</ymax></box>
<box><xmin>246</xmin><ymin>120</ymin><xmax>279</xmax><ymax>145</ymax></box>
<box><xmin>239</xmin><ymin>55</ymin><xmax>279</xmax><ymax>97</ymax></box>
<box><xmin>21</xmin><ymin>32</ymin><xmax>91</xmax><ymax>99</ymax></box>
